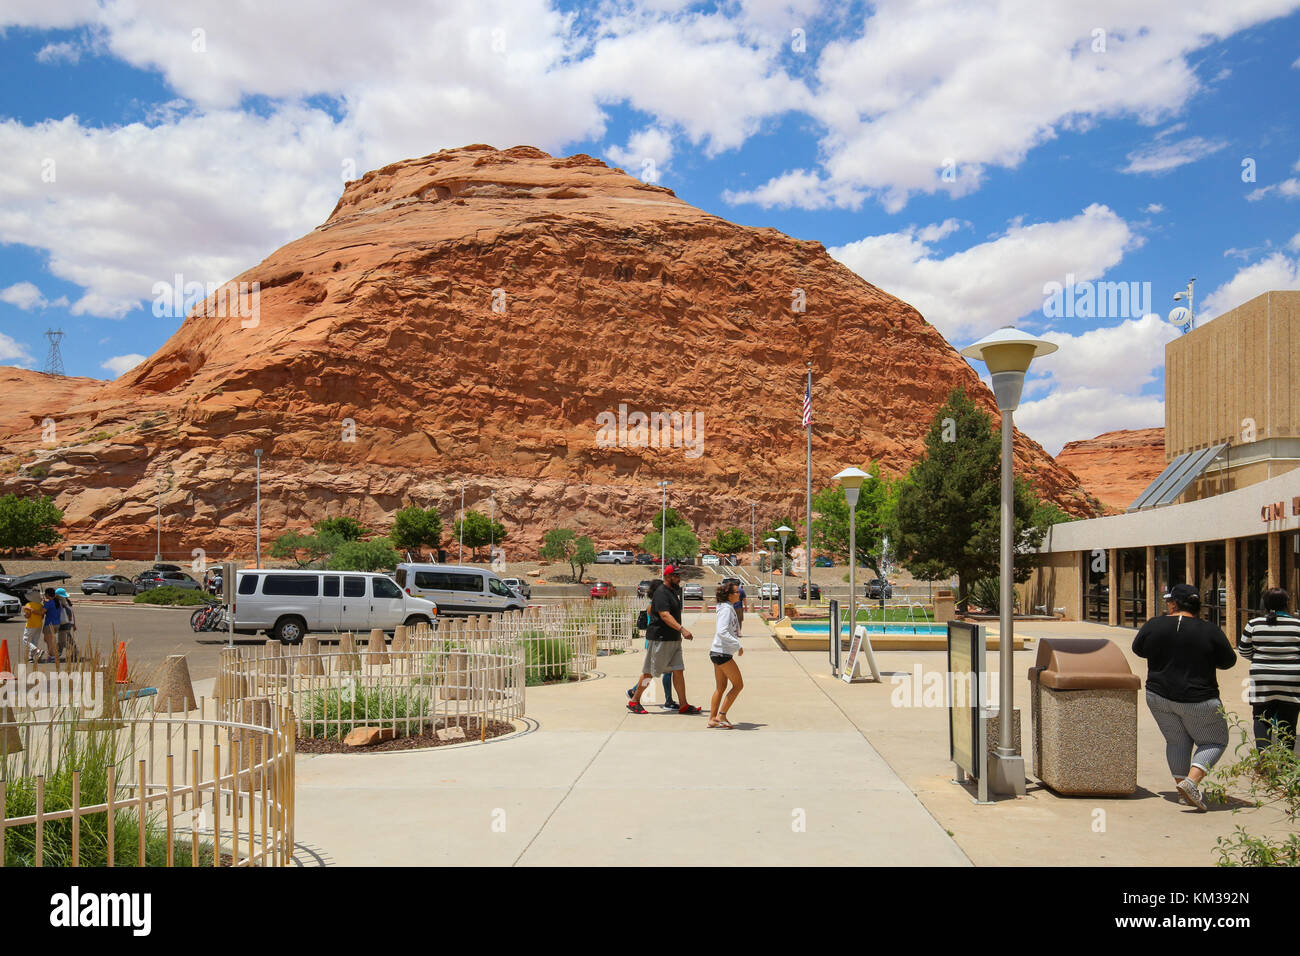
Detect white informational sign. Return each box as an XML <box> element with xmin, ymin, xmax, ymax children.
<box><xmin>842</xmin><ymin>625</ymin><xmax>881</xmax><ymax>683</ymax></box>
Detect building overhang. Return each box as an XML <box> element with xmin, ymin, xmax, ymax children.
<box><xmin>1040</xmin><ymin>468</ymin><xmax>1300</xmax><ymax>553</ymax></box>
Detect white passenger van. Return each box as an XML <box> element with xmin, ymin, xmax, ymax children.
<box><xmin>233</xmin><ymin>569</ymin><xmax>437</xmax><ymax>644</ymax></box>
<box><xmin>394</xmin><ymin>564</ymin><xmax>525</xmax><ymax>616</ymax></box>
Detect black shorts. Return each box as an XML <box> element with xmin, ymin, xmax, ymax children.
<box><xmin>710</xmin><ymin>653</ymin><xmax>733</xmax><ymax>666</ymax></box>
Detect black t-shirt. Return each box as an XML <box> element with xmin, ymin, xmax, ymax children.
<box><xmin>648</xmin><ymin>584</ymin><xmax>683</xmax><ymax>642</ymax></box>
<box><xmin>1132</xmin><ymin>614</ymin><xmax>1237</xmax><ymax>703</ymax></box>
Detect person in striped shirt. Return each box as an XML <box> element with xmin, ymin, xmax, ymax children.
<box><xmin>1239</xmin><ymin>587</ymin><xmax>1300</xmax><ymax>752</ymax></box>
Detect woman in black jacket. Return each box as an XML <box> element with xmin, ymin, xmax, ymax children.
<box><xmin>1133</xmin><ymin>583</ymin><xmax>1237</xmax><ymax>812</ymax></box>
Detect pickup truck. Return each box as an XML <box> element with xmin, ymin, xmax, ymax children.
<box><xmin>501</xmin><ymin>577</ymin><xmax>531</xmax><ymax>600</ymax></box>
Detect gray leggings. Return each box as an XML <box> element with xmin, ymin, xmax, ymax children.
<box><xmin>1145</xmin><ymin>691</ymin><xmax>1228</xmax><ymax>776</ymax></box>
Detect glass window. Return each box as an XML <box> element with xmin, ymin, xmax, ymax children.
<box><xmin>488</xmin><ymin>578</ymin><xmax>510</xmax><ymax>596</ymax></box>
<box><xmin>238</xmin><ymin>574</ymin><xmax>258</xmax><ymax>595</ymax></box>
<box><xmin>343</xmin><ymin>576</ymin><xmax>366</xmax><ymax>598</ymax></box>
<box><xmin>414</xmin><ymin>571</ymin><xmax>450</xmax><ymax>590</ymax></box>
<box><xmin>262</xmin><ymin>574</ymin><xmax>319</xmax><ymax>597</ymax></box>
<box><xmin>450</xmin><ymin>573</ymin><xmax>482</xmax><ymax>592</ymax></box>
<box><xmin>372</xmin><ymin>577</ymin><xmax>401</xmax><ymax>599</ymax></box>
<box><xmin>394</xmin><ymin>568</ymin><xmax>406</xmax><ymax>588</ymax></box>
<box><xmin>323</xmin><ymin>576</ymin><xmax>340</xmax><ymax>597</ymax></box>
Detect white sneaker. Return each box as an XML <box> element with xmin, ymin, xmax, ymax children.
<box><xmin>1177</xmin><ymin>776</ymin><xmax>1208</xmax><ymax>811</ymax></box>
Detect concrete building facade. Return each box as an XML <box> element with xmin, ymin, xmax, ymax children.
<box><xmin>1023</xmin><ymin>291</ymin><xmax>1300</xmax><ymax>641</ymax></box>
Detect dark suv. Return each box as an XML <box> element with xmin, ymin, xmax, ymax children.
<box><xmin>864</xmin><ymin>578</ymin><xmax>893</xmax><ymax>600</ymax></box>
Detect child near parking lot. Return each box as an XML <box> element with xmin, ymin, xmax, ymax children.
<box><xmin>55</xmin><ymin>587</ymin><xmax>78</xmax><ymax>662</ymax></box>
<box><xmin>22</xmin><ymin>591</ymin><xmax>45</xmax><ymax>664</ymax></box>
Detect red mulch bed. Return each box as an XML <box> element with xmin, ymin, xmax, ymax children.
<box><xmin>295</xmin><ymin>717</ymin><xmax>517</xmax><ymax>753</ymax></box>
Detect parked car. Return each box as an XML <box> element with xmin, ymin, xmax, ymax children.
<box><xmin>864</xmin><ymin>578</ymin><xmax>894</xmax><ymax>600</ymax></box>
<box><xmin>798</xmin><ymin>582</ymin><xmax>822</xmax><ymax>600</ymax></box>
<box><xmin>135</xmin><ymin>570</ymin><xmax>202</xmax><ymax>591</ymax></box>
<box><xmin>590</xmin><ymin>581</ymin><xmax>618</xmax><ymax>599</ymax></box>
<box><xmin>394</xmin><ymin>564</ymin><xmax>525</xmax><ymax>615</ymax></box>
<box><xmin>234</xmin><ymin>569</ymin><xmax>437</xmax><ymax>644</ymax></box>
<box><xmin>500</xmin><ymin>577</ymin><xmax>531</xmax><ymax>600</ymax></box>
<box><xmin>0</xmin><ymin>570</ymin><xmax>71</xmax><ymax>605</ymax></box>
<box><xmin>635</xmin><ymin>553</ymin><xmax>660</xmax><ymax>565</ymax></box>
<box><xmin>80</xmin><ymin>574</ymin><xmax>140</xmax><ymax>596</ymax></box>
<box><xmin>682</xmin><ymin>583</ymin><xmax>704</xmax><ymax>601</ymax></box>
<box><xmin>0</xmin><ymin>593</ymin><xmax>20</xmax><ymax>620</ymax></box>
<box><xmin>636</xmin><ymin>579</ymin><xmax>658</xmax><ymax>598</ymax></box>
<box><xmin>814</xmin><ymin>555</ymin><xmax>834</xmax><ymax>568</ymax></box>
<box><xmin>58</xmin><ymin>543</ymin><xmax>112</xmax><ymax>561</ymax></box>
<box><xmin>596</xmin><ymin>550</ymin><xmax>634</xmax><ymax>565</ymax></box>
<box><xmin>758</xmin><ymin>583</ymin><xmax>782</xmax><ymax>600</ymax></box>
<box><xmin>701</xmin><ymin>554</ymin><xmax>720</xmax><ymax>567</ymax></box>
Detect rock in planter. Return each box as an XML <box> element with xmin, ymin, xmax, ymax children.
<box><xmin>343</xmin><ymin>726</ymin><xmax>383</xmax><ymax>747</ymax></box>
<box><xmin>436</xmin><ymin>725</ymin><xmax>467</xmax><ymax>742</ymax></box>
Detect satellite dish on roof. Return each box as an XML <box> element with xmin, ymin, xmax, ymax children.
<box><xmin>1168</xmin><ymin>306</ymin><xmax>1191</xmax><ymax>328</ymax></box>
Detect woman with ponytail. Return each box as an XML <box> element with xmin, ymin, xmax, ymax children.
<box><xmin>1239</xmin><ymin>587</ymin><xmax>1300</xmax><ymax>753</ymax></box>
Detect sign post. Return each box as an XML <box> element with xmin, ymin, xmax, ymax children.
<box><xmin>828</xmin><ymin>599</ymin><xmax>841</xmax><ymax>676</ymax></box>
<box><xmin>948</xmin><ymin>620</ymin><xmax>991</xmax><ymax>804</ymax></box>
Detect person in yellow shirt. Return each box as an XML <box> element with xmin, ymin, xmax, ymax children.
<box><xmin>22</xmin><ymin>592</ymin><xmax>45</xmax><ymax>664</ymax></box>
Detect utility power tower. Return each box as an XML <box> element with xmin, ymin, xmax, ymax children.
<box><xmin>43</xmin><ymin>328</ymin><xmax>65</xmax><ymax>376</ymax></box>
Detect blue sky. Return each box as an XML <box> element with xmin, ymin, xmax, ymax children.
<box><xmin>1</xmin><ymin>0</ymin><xmax>1299</xmax><ymax>453</ymax></box>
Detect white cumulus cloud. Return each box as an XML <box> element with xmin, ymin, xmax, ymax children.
<box><xmin>1200</xmin><ymin>251</ymin><xmax>1300</xmax><ymax>319</ymax></box>
<box><xmin>0</xmin><ymin>281</ymin><xmax>50</xmax><ymax>310</ymax></box>
<box><xmin>100</xmin><ymin>353</ymin><xmax>146</xmax><ymax>377</ymax></box>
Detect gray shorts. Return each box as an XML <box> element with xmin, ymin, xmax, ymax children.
<box><xmin>641</xmin><ymin>639</ymin><xmax>684</xmax><ymax>676</ymax></box>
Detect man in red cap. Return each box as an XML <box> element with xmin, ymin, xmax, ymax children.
<box><xmin>627</xmin><ymin>564</ymin><xmax>702</xmax><ymax>714</ymax></box>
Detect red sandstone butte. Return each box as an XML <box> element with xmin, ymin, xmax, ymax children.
<box><xmin>0</xmin><ymin>145</ymin><xmax>1099</xmax><ymax>557</ymax></box>
<box><xmin>1054</xmin><ymin>428</ymin><xmax>1167</xmax><ymax>514</ymax></box>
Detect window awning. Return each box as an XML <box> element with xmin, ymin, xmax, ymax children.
<box><xmin>1127</xmin><ymin>443</ymin><xmax>1226</xmax><ymax>511</ymax></box>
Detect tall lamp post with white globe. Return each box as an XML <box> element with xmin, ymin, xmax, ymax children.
<box><xmin>833</xmin><ymin>468</ymin><xmax>870</xmax><ymax>641</ymax></box>
<box><xmin>960</xmin><ymin>326</ymin><xmax>1058</xmax><ymax>796</ymax></box>
<box><xmin>764</xmin><ymin>537</ymin><xmax>779</xmax><ymax>614</ymax></box>
<box><xmin>776</xmin><ymin>526</ymin><xmax>793</xmax><ymax>612</ymax></box>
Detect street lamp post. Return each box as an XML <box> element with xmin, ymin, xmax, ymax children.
<box><xmin>658</xmin><ymin>480</ymin><xmax>672</xmax><ymax>567</ymax></box>
<box><xmin>960</xmin><ymin>326</ymin><xmax>1058</xmax><ymax>797</ymax></box>
<box><xmin>459</xmin><ymin>480</ymin><xmax>465</xmax><ymax>564</ymax></box>
<box><xmin>154</xmin><ymin>471</ymin><xmax>166</xmax><ymax>562</ymax></box>
<box><xmin>489</xmin><ymin>493</ymin><xmax>495</xmax><ymax>549</ymax></box>
<box><xmin>253</xmin><ymin>449</ymin><xmax>262</xmax><ymax>569</ymax></box>
<box><xmin>776</xmin><ymin>525</ymin><xmax>793</xmax><ymax>608</ymax></box>
<box><xmin>833</xmin><ymin>468</ymin><xmax>870</xmax><ymax>642</ymax></box>
<box><xmin>750</xmin><ymin>501</ymin><xmax>757</xmax><ymax>567</ymax></box>
<box><xmin>764</xmin><ymin>536</ymin><xmax>779</xmax><ymax>614</ymax></box>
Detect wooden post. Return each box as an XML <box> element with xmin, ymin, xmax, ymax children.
<box><xmin>1145</xmin><ymin>546</ymin><xmax>1157</xmax><ymax>622</ymax></box>
<box><xmin>1267</xmin><ymin>530</ymin><xmax>1282</xmax><ymax>589</ymax></box>
<box><xmin>1185</xmin><ymin>541</ymin><xmax>1196</xmax><ymax>589</ymax></box>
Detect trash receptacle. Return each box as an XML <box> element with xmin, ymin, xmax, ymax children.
<box><xmin>1027</xmin><ymin>637</ymin><xmax>1140</xmax><ymax>795</ymax></box>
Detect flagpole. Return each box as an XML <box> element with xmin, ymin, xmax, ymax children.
<box><xmin>805</xmin><ymin>362</ymin><xmax>813</xmax><ymax>609</ymax></box>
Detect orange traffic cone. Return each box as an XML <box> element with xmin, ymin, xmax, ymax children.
<box><xmin>0</xmin><ymin>639</ymin><xmax>11</xmax><ymax>679</ymax></box>
<box><xmin>114</xmin><ymin>641</ymin><xmax>129</xmax><ymax>684</ymax></box>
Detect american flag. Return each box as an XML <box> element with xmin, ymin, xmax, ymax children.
<box><xmin>801</xmin><ymin>381</ymin><xmax>812</xmax><ymax>428</ymax></box>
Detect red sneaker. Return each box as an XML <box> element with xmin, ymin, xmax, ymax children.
<box><xmin>627</xmin><ymin>701</ymin><xmax>649</xmax><ymax>714</ymax></box>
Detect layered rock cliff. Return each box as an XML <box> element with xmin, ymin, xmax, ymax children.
<box><xmin>1054</xmin><ymin>427</ymin><xmax>1166</xmax><ymax>514</ymax></box>
<box><xmin>0</xmin><ymin>144</ymin><xmax>1098</xmax><ymax>559</ymax></box>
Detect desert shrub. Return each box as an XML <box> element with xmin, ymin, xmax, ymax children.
<box><xmin>1204</xmin><ymin>711</ymin><xmax>1300</xmax><ymax>866</ymax></box>
<box><xmin>518</xmin><ymin>629</ymin><xmax>571</xmax><ymax>685</ymax></box>
<box><xmin>298</xmin><ymin>684</ymin><xmax>426</xmax><ymax>739</ymax></box>
<box><xmin>133</xmin><ymin>586</ymin><xmax>208</xmax><ymax>606</ymax></box>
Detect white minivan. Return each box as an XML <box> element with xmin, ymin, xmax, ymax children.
<box><xmin>233</xmin><ymin>569</ymin><xmax>437</xmax><ymax>644</ymax></box>
<box><xmin>394</xmin><ymin>564</ymin><xmax>525</xmax><ymax>616</ymax></box>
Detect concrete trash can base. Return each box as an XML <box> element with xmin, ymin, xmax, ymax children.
<box><xmin>1028</xmin><ymin>637</ymin><xmax>1140</xmax><ymax>796</ymax></box>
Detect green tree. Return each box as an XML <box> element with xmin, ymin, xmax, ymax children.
<box><xmin>539</xmin><ymin>528</ymin><xmax>599</xmax><ymax>582</ymax></box>
<box><xmin>312</xmin><ymin>516</ymin><xmax>371</xmax><ymax>541</ymax></box>
<box><xmin>890</xmin><ymin>387</ymin><xmax>1052</xmax><ymax>614</ymax></box>
<box><xmin>0</xmin><ymin>494</ymin><xmax>63</xmax><ymax>554</ymax></box>
<box><xmin>328</xmin><ymin>537</ymin><xmax>400</xmax><ymax>572</ymax></box>
<box><xmin>643</xmin><ymin>525</ymin><xmax>699</xmax><ymax>562</ymax></box>
<box><xmin>708</xmin><ymin>526</ymin><xmax>749</xmax><ymax>555</ymax></box>
<box><xmin>651</xmin><ymin>508</ymin><xmax>690</xmax><ymax>532</ymax></box>
<box><xmin>270</xmin><ymin>529</ymin><xmax>341</xmax><ymax>567</ymax></box>
<box><xmin>454</xmin><ymin>510</ymin><xmax>503</xmax><ymax>561</ymax></box>
<box><xmin>810</xmin><ymin>465</ymin><xmax>892</xmax><ymax>577</ymax></box>
<box><xmin>389</xmin><ymin>505</ymin><xmax>444</xmax><ymax>556</ymax></box>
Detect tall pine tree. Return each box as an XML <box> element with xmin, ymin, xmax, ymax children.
<box><xmin>891</xmin><ymin>387</ymin><xmax>1050</xmax><ymax>613</ymax></box>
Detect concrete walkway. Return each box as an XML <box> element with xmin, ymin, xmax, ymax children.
<box><xmin>289</xmin><ymin>612</ymin><xmax>971</xmax><ymax>866</ymax></box>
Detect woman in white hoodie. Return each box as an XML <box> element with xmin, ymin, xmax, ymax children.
<box><xmin>708</xmin><ymin>581</ymin><xmax>744</xmax><ymax>728</ymax></box>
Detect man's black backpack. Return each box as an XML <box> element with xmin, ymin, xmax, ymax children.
<box><xmin>636</xmin><ymin>609</ymin><xmax>650</xmax><ymax>631</ymax></box>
